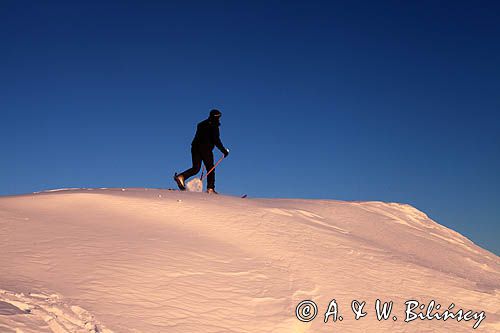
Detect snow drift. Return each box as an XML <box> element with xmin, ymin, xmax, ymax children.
<box><xmin>0</xmin><ymin>188</ymin><xmax>498</xmax><ymax>332</ymax></box>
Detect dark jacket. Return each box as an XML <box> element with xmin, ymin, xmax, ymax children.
<box><xmin>191</xmin><ymin>117</ymin><xmax>226</xmax><ymax>153</ymax></box>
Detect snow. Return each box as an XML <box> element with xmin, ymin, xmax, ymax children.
<box><xmin>186</xmin><ymin>178</ymin><xmax>203</xmax><ymax>192</ymax></box>
<box><xmin>0</xmin><ymin>188</ymin><xmax>498</xmax><ymax>332</ymax></box>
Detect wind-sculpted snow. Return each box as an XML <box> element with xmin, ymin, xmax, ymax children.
<box><xmin>0</xmin><ymin>188</ymin><xmax>499</xmax><ymax>332</ymax></box>
<box><xmin>0</xmin><ymin>289</ymin><xmax>112</xmax><ymax>332</ymax></box>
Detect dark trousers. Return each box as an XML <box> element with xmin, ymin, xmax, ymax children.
<box><xmin>179</xmin><ymin>146</ymin><xmax>215</xmax><ymax>189</ymax></box>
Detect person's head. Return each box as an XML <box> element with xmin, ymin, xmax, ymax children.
<box><xmin>209</xmin><ymin>109</ymin><xmax>222</xmax><ymax>119</ymax></box>
<box><xmin>209</xmin><ymin>109</ymin><xmax>222</xmax><ymax>125</ymax></box>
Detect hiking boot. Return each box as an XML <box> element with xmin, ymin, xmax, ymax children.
<box><xmin>206</xmin><ymin>188</ymin><xmax>218</xmax><ymax>194</ymax></box>
<box><xmin>174</xmin><ymin>173</ymin><xmax>185</xmax><ymax>191</ymax></box>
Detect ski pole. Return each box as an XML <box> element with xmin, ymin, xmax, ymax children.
<box><xmin>201</xmin><ymin>155</ymin><xmax>225</xmax><ymax>181</ymax></box>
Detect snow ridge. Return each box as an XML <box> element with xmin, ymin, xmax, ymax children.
<box><xmin>0</xmin><ymin>188</ymin><xmax>498</xmax><ymax>332</ymax></box>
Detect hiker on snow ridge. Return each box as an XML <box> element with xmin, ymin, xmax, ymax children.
<box><xmin>174</xmin><ymin>109</ymin><xmax>229</xmax><ymax>194</ymax></box>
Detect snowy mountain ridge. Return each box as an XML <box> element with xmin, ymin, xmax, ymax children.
<box><xmin>0</xmin><ymin>188</ymin><xmax>498</xmax><ymax>332</ymax></box>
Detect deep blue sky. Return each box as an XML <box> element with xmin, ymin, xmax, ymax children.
<box><xmin>1</xmin><ymin>1</ymin><xmax>499</xmax><ymax>254</ymax></box>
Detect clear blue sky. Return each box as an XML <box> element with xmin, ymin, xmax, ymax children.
<box><xmin>1</xmin><ymin>1</ymin><xmax>499</xmax><ymax>254</ymax></box>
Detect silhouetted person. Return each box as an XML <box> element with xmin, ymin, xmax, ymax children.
<box><xmin>174</xmin><ymin>109</ymin><xmax>229</xmax><ymax>193</ymax></box>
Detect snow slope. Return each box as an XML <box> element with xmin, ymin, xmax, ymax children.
<box><xmin>0</xmin><ymin>188</ymin><xmax>498</xmax><ymax>332</ymax></box>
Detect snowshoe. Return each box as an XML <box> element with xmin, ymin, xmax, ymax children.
<box><xmin>173</xmin><ymin>173</ymin><xmax>186</xmax><ymax>191</ymax></box>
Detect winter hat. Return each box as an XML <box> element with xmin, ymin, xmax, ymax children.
<box><xmin>209</xmin><ymin>109</ymin><xmax>222</xmax><ymax>118</ymax></box>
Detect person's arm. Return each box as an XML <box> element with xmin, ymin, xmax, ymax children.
<box><xmin>212</xmin><ymin>126</ymin><xmax>229</xmax><ymax>157</ymax></box>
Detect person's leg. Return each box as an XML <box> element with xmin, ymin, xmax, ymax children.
<box><xmin>202</xmin><ymin>150</ymin><xmax>215</xmax><ymax>190</ymax></box>
<box><xmin>179</xmin><ymin>146</ymin><xmax>202</xmax><ymax>180</ymax></box>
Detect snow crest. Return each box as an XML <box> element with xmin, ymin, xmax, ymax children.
<box><xmin>0</xmin><ymin>188</ymin><xmax>498</xmax><ymax>332</ymax></box>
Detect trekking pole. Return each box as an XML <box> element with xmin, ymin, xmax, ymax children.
<box><xmin>201</xmin><ymin>155</ymin><xmax>225</xmax><ymax>181</ymax></box>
